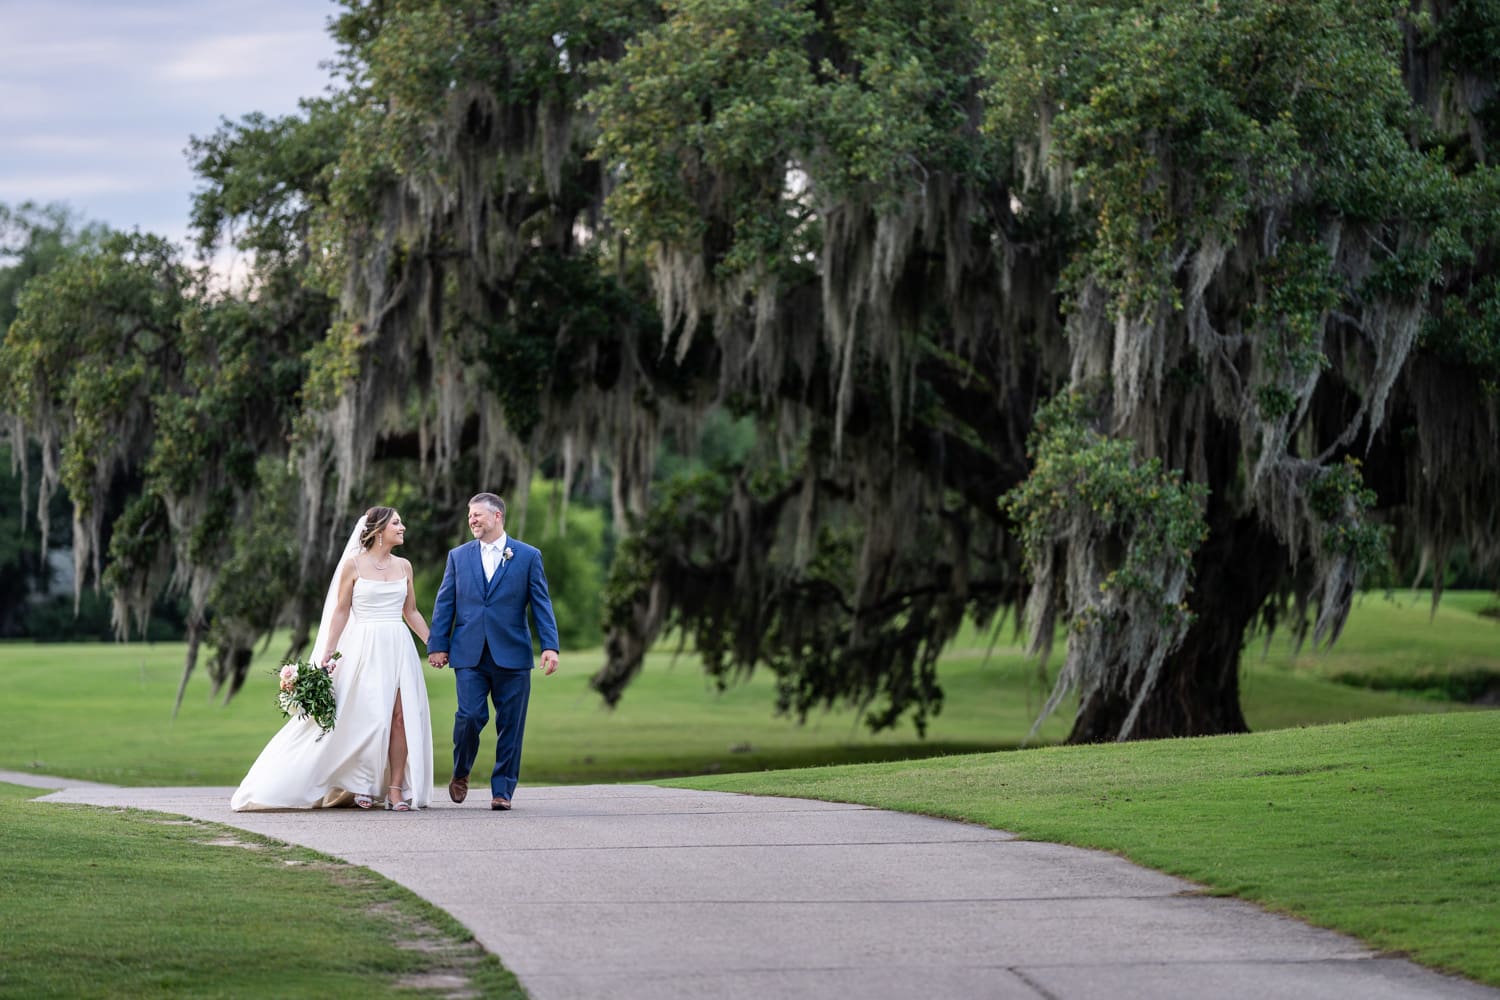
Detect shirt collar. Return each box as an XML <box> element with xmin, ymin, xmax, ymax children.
<box><xmin>485</xmin><ymin>534</ymin><xmax>508</xmax><ymax>553</ymax></box>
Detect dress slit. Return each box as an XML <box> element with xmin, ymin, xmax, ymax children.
<box><xmin>231</xmin><ymin>578</ymin><xmax>433</xmax><ymax>811</ymax></box>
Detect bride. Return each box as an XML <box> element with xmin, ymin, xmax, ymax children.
<box><xmin>232</xmin><ymin>507</ymin><xmax>434</xmax><ymax>811</ymax></box>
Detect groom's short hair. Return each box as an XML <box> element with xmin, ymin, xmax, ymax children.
<box><xmin>469</xmin><ymin>492</ymin><xmax>505</xmax><ymax>516</ymax></box>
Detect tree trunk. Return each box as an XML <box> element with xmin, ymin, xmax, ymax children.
<box><xmin>1068</xmin><ymin>510</ymin><xmax>1288</xmax><ymax>743</ymax></box>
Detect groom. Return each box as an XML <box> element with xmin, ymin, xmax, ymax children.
<box><xmin>427</xmin><ymin>492</ymin><xmax>559</xmax><ymax>810</ymax></box>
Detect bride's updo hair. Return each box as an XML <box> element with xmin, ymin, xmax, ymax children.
<box><xmin>360</xmin><ymin>506</ymin><xmax>397</xmax><ymax>549</ymax></box>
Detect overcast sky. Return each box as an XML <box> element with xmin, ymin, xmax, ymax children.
<box><xmin>0</xmin><ymin>1</ymin><xmax>341</xmax><ymax>257</ymax></box>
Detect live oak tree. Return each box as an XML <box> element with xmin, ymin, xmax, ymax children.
<box><xmin>0</xmin><ymin>225</ymin><xmax>333</xmax><ymax>705</ymax></box>
<box><xmin>979</xmin><ymin>0</ymin><xmax>1500</xmax><ymax>738</ymax></box>
<box><xmin>2</xmin><ymin>106</ymin><xmax>341</xmax><ymax>702</ymax></box>
<box><xmin>591</xmin><ymin>0</ymin><xmax>1500</xmax><ymax>740</ymax></box>
<box><xmin>4</xmin><ymin>0</ymin><xmax>1497</xmax><ymax>739</ymax></box>
<box><xmin>0</xmin><ymin>203</ymin><xmax>108</xmax><ymax>633</ymax></box>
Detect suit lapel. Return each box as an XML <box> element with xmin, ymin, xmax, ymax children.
<box><xmin>468</xmin><ymin>541</ymin><xmax>488</xmax><ymax>596</ymax></box>
<box><xmin>486</xmin><ymin>548</ymin><xmax>514</xmax><ymax>598</ymax></box>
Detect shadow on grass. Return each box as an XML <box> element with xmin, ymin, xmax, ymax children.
<box><xmin>536</xmin><ymin>739</ymin><xmax>1030</xmax><ymax>784</ymax></box>
<box><xmin>1328</xmin><ymin>666</ymin><xmax>1500</xmax><ymax>703</ymax></box>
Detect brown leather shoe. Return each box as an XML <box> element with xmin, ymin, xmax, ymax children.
<box><xmin>448</xmin><ymin>774</ymin><xmax>468</xmax><ymax>803</ymax></box>
<box><xmin>490</xmin><ymin>796</ymin><xmax>512</xmax><ymax>811</ymax></box>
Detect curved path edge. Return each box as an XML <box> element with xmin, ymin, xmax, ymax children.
<box><xmin>7</xmin><ymin>771</ymin><xmax>1494</xmax><ymax>1000</ymax></box>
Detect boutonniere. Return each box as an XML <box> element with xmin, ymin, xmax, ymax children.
<box><xmin>502</xmin><ymin>546</ymin><xmax>514</xmax><ymax>563</ymax></box>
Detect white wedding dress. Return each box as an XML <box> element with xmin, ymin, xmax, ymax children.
<box><xmin>231</xmin><ymin>577</ymin><xmax>433</xmax><ymax>810</ymax></box>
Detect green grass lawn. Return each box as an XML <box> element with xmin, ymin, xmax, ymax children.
<box><xmin>0</xmin><ymin>781</ymin><xmax>522</xmax><ymax>999</ymax></box>
<box><xmin>2</xmin><ymin>591</ymin><xmax>1494</xmax><ymax>993</ymax></box>
<box><xmin>1</xmin><ymin>591</ymin><xmax>1488</xmax><ymax>786</ymax></box>
<box><xmin>668</xmin><ymin>711</ymin><xmax>1500</xmax><ymax>988</ymax></box>
<box><xmin>1252</xmin><ymin>589</ymin><xmax>1500</xmax><ymax>701</ymax></box>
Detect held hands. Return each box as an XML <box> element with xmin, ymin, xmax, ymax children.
<box><xmin>422</xmin><ymin>651</ymin><xmax>552</xmax><ymax>671</ymax></box>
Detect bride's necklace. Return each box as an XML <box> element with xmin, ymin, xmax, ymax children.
<box><xmin>371</xmin><ymin>551</ymin><xmax>393</xmax><ymax>571</ymax></box>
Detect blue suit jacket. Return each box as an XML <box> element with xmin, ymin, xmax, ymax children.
<box><xmin>428</xmin><ymin>537</ymin><xmax>560</xmax><ymax>670</ymax></box>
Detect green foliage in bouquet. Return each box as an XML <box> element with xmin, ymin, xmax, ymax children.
<box><xmin>275</xmin><ymin>652</ymin><xmax>339</xmax><ymax>739</ymax></box>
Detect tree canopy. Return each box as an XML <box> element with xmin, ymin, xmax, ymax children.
<box><xmin>0</xmin><ymin>203</ymin><xmax>111</xmax><ymax>635</ymax></box>
<box><xmin>3</xmin><ymin>0</ymin><xmax>1497</xmax><ymax>740</ymax></box>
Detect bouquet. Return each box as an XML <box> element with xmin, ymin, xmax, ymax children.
<box><xmin>275</xmin><ymin>651</ymin><xmax>339</xmax><ymax>739</ymax></box>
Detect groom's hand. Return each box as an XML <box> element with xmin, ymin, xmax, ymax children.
<box><xmin>540</xmin><ymin>649</ymin><xmax>559</xmax><ymax>676</ymax></box>
<box><xmin>428</xmin><ymin>652</ymin><xmax>449</xmax><ymax>669</ymax></box>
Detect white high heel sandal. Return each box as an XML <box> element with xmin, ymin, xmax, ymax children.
<box><xmin>385</xmin><ymin>785</ymin><xmax>411</xmax><ymax>811</ymax></box>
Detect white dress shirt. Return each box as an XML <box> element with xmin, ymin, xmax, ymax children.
<box><xmin>481</xmin><ymin>534</ymin><xmax>509</xmax><ymax>581</ymax></box>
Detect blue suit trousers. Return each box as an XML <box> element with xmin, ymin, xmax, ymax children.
<box><xmin>452</xmin><ymin>643</ymin><xmax>532</xmax><ymax>800</ymax></box>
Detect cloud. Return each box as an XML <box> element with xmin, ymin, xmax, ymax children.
<box><xmin>6</xmin><ymin>133</ymin><xmax>184</xmax><ymax>158</ymax></box>
<box><xmin>2</xmin><ymin>37</ymin><xmax>137</xmax><ymax>75</ymax></box>
<box><xmin>0</xmin><ymin>81</ymin><xmax>91</xmax><ymax>125</ymax></box>
<box><xmin>159</xmin><ymin>31</ymin><xmax>334</xmax><ymax>84</ymax></box>
<box><xmin>0</xmin><ymin>0</ymin><xmax>338</xmax><ymax>239</ymax></box>
<box><xmin>0</xmin><ymin>171</ymin><xmax>149</xmax><ymax>200</ymax></box>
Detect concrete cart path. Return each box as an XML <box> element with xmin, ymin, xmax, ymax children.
<box><xmin>11</xmin><ymin>771</ymin><xmax>1494</xmax><ymax>1000</ymax></box>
